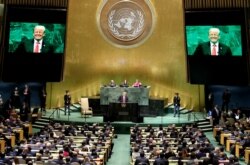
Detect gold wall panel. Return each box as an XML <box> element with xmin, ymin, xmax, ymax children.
<box><xmin>184</xmin><ymin>0</ymin><xmax>250</xmax><ymax>9</ymax></box>
<box><xmin>47</xmin><ymin>0</ymin><xmax>205</xmax><ymax>111</ymax></box>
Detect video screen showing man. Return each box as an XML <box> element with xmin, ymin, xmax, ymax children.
<box><xmin>185</xmin><ymin>25</ymin><xmax>243</xmax><ymax>57</ymax></box>
<box><xmin>15</xmin><ymin>25</ymin><xmax>54</xmax><ymax>53</ymax></box>
<box><xmin>193</xmin><ymin>27</ymin><xmax>232</xmax><ymax>56</ymax></box>
<box><xmin>8</xmin><ymin>22</ymin><xmax>65</xmax><ymax>54</ymax></box>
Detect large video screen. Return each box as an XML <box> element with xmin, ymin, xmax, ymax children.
<box><xmin>185</xmin><ymin>9</ymin><xmax>248</xmax><ymax>85</ymax></box>
<box><xmin>186</xmin><ymin>25</ymin><xmax>242</xmax><ymax>56</ymax></box>
<box><xmin>8</xmin><ymin>22</ymin><xmax>65</xmax><ymax>54</ymax></box>
<box><xmin>1</xmin><ymin>5</ymin><xmax>67</xmax><ymax>82</ymax></box>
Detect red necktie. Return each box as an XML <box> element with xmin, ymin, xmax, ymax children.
<box><xmin>211</xmin><ymin>44</ymin><xmax>216</xmax><ymax>56</ymax></box>
<box><xmin>34</xmin><ymin>42</ymin><xmax>40</xmax><ymax>53</ymax></box>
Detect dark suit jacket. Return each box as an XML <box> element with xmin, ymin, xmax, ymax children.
<box><xmin>193</xmin><ymin>41</ymin><xmax>232</xmax><ymax>56</ymax></box>
<box><xmin>212</xmin><ymin>108</ymin><xmax>221</xmax><ymax>125</ymax></box>
<box><xmin>153</xmin><ymin>157</ymin><xmax>168</xmax><ymax>165</ymax></box>
<box><xmin>64</xmin><ymin>94</ymin><xmax>71</xmax><ymax>106</ymax></box>
<box><xmin>118</xmin><ymin>95</ymin><xmax>128</xmax><ymax>103</ymax></box>
<box><xmin>173</xmin><ymin>96</ymin><xmax>180</xmax><ymax>106</ymax></box>
<box><xmin>15</xmin><ymin>38</ymin><xmax>54</xmax><ymax>53</ymax></box>
<box><xmin>134</xmin><ymin>156</ymin><xmax>150</xmax><ymax>165</ymax></box>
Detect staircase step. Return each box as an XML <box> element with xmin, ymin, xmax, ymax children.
<box><xmin>198</xmin><ymin>125</ymin><xmax>213</xmax><ymax>129</ymax></box>
<box><xmin>201</xmin><ymin>128</ymin><xmax>213</xmax><ymax>132</ymax></box>
<box><xmin>168</xmin><ymin>106</ymin><xmax>186</xmax><ymax>110</ymax></box>
<box><xmin>32</xmin><ymin>124</ymin><xmax>45</xmax><ymax>129</ymax></box>
<box><xmin>164</xmin><ymin>103</ymin><xmax>173</xmax><ymax>109</ymax></box>
<box><xmin>72</xmin><ymin>103</ymin><xmax>81</xmax><ymax>109</ymax></box>
<box><xmin>34</xmin><ymin>121</ymin><xmax>48</xmax><ymax>126</ymax></box>
<box><xmin>70</xmin><ymin>105</ymin><xmax>80</xmax><ymax>111</ymax></box>
<box><xmin>180</xmin><ymin>109</ymin><xmax>192</xmax><ymax>114</ymax></box>
<box><xmin>179</xmin><ymin>107</ymin><xmax>186</xmax><ymax>111</ymax></box>
<box><xmin>197</xmin><ymin>121</ymin><xmax>211</xmax><ymax>125</ymax></box>
<box><xmin>40</xmin><ymin>116</ymin><xmax>51</xmax><ymax>120</ymax></box>
<box><xmin>37</xmin><ymin>118</ymin><xmax>50</xmax><ymax>123</ymax></box>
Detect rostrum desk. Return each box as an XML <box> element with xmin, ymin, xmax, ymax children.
<box><xmin>100</xmin><ymin>86</ymin><xmax>150</xmax><ymax>122</ymax></box>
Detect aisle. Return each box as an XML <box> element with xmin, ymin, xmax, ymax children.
<box><xmin>107</xmin><ymin>134</ymin><xmax>131</xmax><ymax>165</ymax></box>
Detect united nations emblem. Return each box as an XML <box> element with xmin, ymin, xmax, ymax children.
<box><xmin>108</xmin><ymin>4</ymin><xmax>145</xmax><ymax>41</ymax></box>
<box><xmin>97</xmin><ymin>0</ymin><xmax>155</xmax><ymax>48</ymax></box>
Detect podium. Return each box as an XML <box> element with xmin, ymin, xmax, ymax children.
<box><xmin>101</xmin><ymin>86</ymin><xmax>149</xmax><ymax>122</ymax></box>
<box><xmin>104</xmin><ymin>103</ymin><xmax>142</xmax><ymax>122</ymax></box>
<box><xmin>100</xmin><ymin>86</ymin><xmax>150</xmax><ymax>106</ymax></box>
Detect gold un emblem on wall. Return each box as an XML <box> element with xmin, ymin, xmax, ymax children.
<box><xmin>97</xmin><ymin>0</ymin><xmax>156</xmax><ymax>48</ymax></box>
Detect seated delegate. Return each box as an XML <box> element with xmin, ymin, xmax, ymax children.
<box><xmin>132</xmin><ymin>79</ymin><xmax>142</xmax><ymax>87</ymax></box>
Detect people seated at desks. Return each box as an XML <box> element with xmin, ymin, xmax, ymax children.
<box><xmin>53</xmin><ymin>154</ymin><xmax>65</xmax><ymax>164</ymax></box>
<box><xmin>132</xmin><ymin>79</ymin><xmax>142</xmax><ymax>87</ymax></box>
<box><xmin>88</xmin><ymin>147</ymin><xmax>99</xmax><ymax>159</ymax></box>
<box><xmin>109</xmin><ymin>80</ymin><xmax>116</xmax><ymax>87</ymax></box>
<box><xmin>120</xmin><ymin>79</ymin><xmax>129</xmax><ymax>87</ymax></box>
<box><xmin>95</xmin><ymin>138</ymin><xmax>105</xmax><ymax>147</ymax></box>
<box><xmin>144</xmin><ymin>124</ymin><xmax>153</xmax><ymax>132</ymax></box>
<box><xmin>70</xmin><ymin>151</ymin><xmax>83</xmax><ymax>164</ymax></box>
<box><xmin>153</xmin><ymin>152</ymin><xmax>168</xmax><ymax>165</ymax></box>
<box><xmin>0</xmin><ymin>152</ymin><xmax>12</xmax><ymax>164</ymax></box>
<box><xmin>0</xmin><ymin>129</ymin><xmax>9</xmax><ymax>144</ymax></box>
<box><xmin>134</xmin><ymin>151</ymin><xmax>150</xmax><ymax>165</ymax></box>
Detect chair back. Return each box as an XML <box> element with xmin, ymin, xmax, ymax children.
<box><xmin>81</xmin><ymin>98</ymin><xmax>89</xmax><ymax>110</ymax></box>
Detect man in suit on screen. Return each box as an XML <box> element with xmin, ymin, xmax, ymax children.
<box><xmin>15</xmin><ymin>25</ymin><xmax>54</xmax><ymax>54</ymax></box>
<box><xmin>193</xmin><ymin>27</ymin><xmax>232</xmax><ymax>56</ymax></box>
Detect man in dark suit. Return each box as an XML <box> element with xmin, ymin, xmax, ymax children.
<box><xmin>118</xmin><ymin>91</ymin><xmax>129</xmax><ymax>103</ymax></box>
<box><xmin>39</xmin><ymin>86</ymin><xmax>47</xmax><ymax>113</ymax></box>
<box><xmin>134</xmin><ymin>152</ymin><xmax>150</xmax><ymax>165</ymax></box>
<box><xmin>64</xmin><ymin>90</ymin><xmax>71</xmax><ymax>115</ymax></box>
<box><xmin>15</xmin><ymin>25</ymin><xmax>54</xmax><ymax>53</ymax></box>
<box><xmin>153</xmin><ymin>152</ymin><xmax>168</xmax><ymax>165</ymax></box>
<box><xmin>206</xmin><ymin>92</ymin><xmax>214</xmax><ymax>115</ymax></box>
<box><xmin>193</xmin><ymin>27</ymin><xmax>232</xmax><ymax>56</ymax></box>
<box><xmin>212</xmin><ymin>104</ymin><xmax>221</xmax><ymax>126</ymax></box>
<box><xmin>173</xmin><ymin>92</ymin><xmax>180</xmax><ymax>117</ymax></box>
<box><xmin>221</xmin><ymin>88</ymin><xmax>231</xmax><ymax>112</ymax></box>
<box><xmin>118</xmin><ymin>91</ymin><xmax>128</xmax><ymax>108</ymax></box>
<box><xmin>120</xmin><ymin>79</ymin><xmax>129</xmax><ymax>87</ymax></box>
